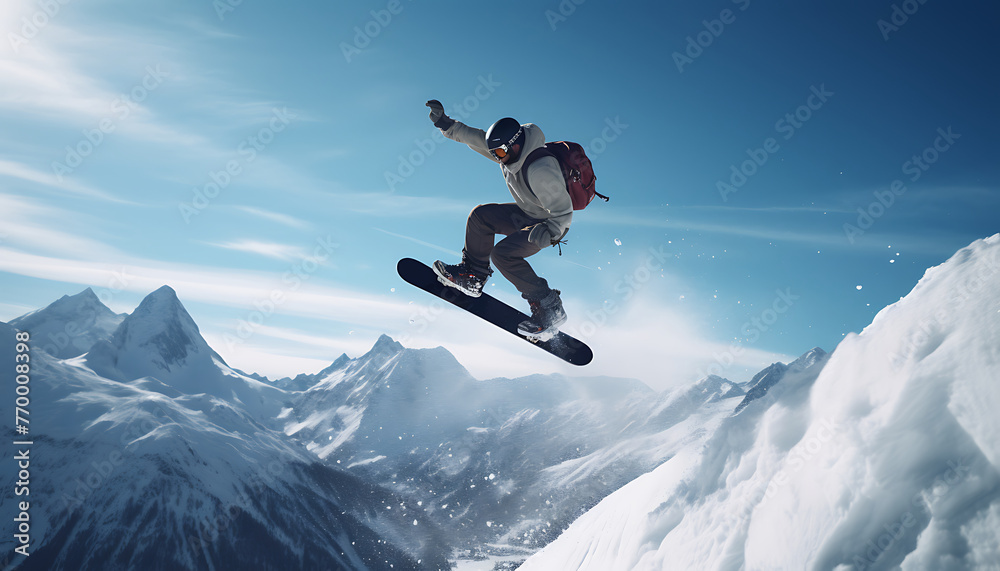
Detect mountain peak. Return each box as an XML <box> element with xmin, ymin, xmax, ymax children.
<box><xmin>137</xmin><ymin>285</ymin><xmax>182</xmax><ymax>310</ymax></box>
<box><xmin>789</xmin><ymin>347</ymin><xmax>827</xmax><ymax>372</ymax></box>
<box><xmin>10</xmin><ymin>287</ymin><xmax>124</xmax><ymax>359</ymax></box>
<box><xmin>20</xmin><ymin>287</ymin><xmax>106</xmax><ymax>318</ymax></box>
<box><xmin>363</xmin><ymin>334</ymin><xmax>404</xmax><ymax>359</ymax></box>
<box><xmin>72</xmin><ymin>287</ymin><xmax>100</xmax><ymax>303</ymax></box>
<box><xmin>125</xmin><ymin>286</ymin><xmax>205</xmax><ymax>354</ymax></box>
<box><xmin>86</xmin><ymin>286</ymin><xmax>217</xmax><ymax>383</ymax></box>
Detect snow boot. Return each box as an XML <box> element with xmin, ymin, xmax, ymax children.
<box><xmin>433</xmin><ymin>259</ymin><xmax>492</xmax><ymax>298</ymax></box>
<box><xmin>518</xmin><ymin>289</ymin><xmax>567</xmax><ymax>341</ymax></box>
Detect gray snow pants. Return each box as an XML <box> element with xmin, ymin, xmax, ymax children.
<box><xmin>463</xmin><ymin>203</ymin><xmax>552</xmax><ymax>301</ymax></box>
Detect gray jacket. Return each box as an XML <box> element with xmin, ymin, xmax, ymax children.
<box><xmin>443</xmin><ymin>120</ymin><xmax>572</xmax><ymax>244</ymax></box>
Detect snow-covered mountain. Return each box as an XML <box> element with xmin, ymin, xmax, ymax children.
<box><xmin>520</xmin><ymin>234</ymin><xmax>1000</xmax><ymax>570</ymax></box>
<box><xmin>0</xmin><ymin>290</ymin><xmax>451</xmax><ymax>570</ymax></box>
<box><xmin>278</xmin><ymin>334</ymin><xmax>664</xmax><ymax>551</ymax></box>
<box><xmin>276</xmin><ymin>332</ymin><xmax>828</xmax><ymax>559</ymax></box>
<box><xmin>85</xmin><ymin>285</ymin><xmax>286</xmax><ymax>419</ymax></box>
<box><xmin>733</xmin><ymin>347</ymin><xmax>827</xmax><ymax>415</ymax></box>
<box><xmin>9</xmin><ymin>288</ymin><xmax>124</xmax><ymax>359</ymax></box>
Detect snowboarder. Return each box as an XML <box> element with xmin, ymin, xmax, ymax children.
<box><xmin>425</xmin><ymin>99</ymin><xmax>571</xmax><ymax>339</ymax></box>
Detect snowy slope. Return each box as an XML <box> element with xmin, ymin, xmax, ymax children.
<box><xmin>9</xmin><ymin>288</ymin><xmax>124</xmax><ymax>359</ymax></box>
<box><xmin>520</xmin><ymin>234</ymin><xmax>1000</xmax><ymax>570</ymax></box>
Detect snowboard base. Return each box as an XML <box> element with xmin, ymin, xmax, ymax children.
<box><xmin>397</xmin><ymin>258</ymin><xmax>593</xmax><ymax>366</ymax></box>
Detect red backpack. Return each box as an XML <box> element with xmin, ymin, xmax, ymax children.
<box><xmin>522</xmin><ymin>141</ymin><xmax>608</xmax><ymax>210</ymax></box>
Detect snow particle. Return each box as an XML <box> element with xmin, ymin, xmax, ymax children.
<box><xmin>614</xmin><ymin>238</ymin><xmax>622</xmax><ymax>246</ymax></box>
<box><xmin>856</xmin><ymin>285</ymin><xmax>863</xmax><ymax>290</ymax></box>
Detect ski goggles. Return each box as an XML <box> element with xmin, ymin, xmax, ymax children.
<box><xmin>489</xmin><ymin>126</ymin><xmax>523</xmax><ymax>160</ymax></box>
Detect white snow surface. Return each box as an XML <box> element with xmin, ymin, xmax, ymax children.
<box><xmin>521</xmin><ymin>234</ymin><xmax>1000</xmax><ymax>571</ymax></box>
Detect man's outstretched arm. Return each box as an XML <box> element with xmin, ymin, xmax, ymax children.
<box><xmin>426</xmin><ymin>99</ymin><xmax>495</xmax><ymax>162</ymax></box>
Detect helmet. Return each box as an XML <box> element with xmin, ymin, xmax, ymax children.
<box><xmin>485</xmin><ymin>117</ymin><xmax>525</xmax><ymax>162</ymax></box>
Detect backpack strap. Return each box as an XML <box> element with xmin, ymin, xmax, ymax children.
<box><xmin>519</xmin><ymin>146</ymin><xmax>556</xmax><ymax>194</ymax></box>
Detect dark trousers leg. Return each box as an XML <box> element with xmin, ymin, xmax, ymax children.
<box><xmin>464</xmin><ymin>203</ymin><xmax>550</xmax><ymax>300</ymax></box>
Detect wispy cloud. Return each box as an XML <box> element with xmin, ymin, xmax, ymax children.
<box><xmin>584</xmin><ymin>207</ymin><xmax>964</xmax><ymax>255</ymax></box>
<box><xmin>373</xmin><ymin>227</ymin><xmax>462</xmax><ymax>258</ymax></box>
<box><xmin>0</xmin><ymin>12</ymin><xmax>222</xmax><ymax>164</ymax></box>
<box><xmin>0</xmin><ymin>159</ymin><xmax>128</xmax><ymax>202</ymax></box>
<box><xmin>0</xmin><ymin>247</ymin><xmax>409</xmax><ymax>327</ymax></box>
<box><xmin>679</xmin><ymin>204</ymin><xmax>855</xmax><ymax>214</ymax></box>
<box><xmin>235</xmin><ymin>206</ymin><xmax>311</xmax><ymax>229</ymax></box>
<box><xmin>587</xmin><ymin>209</ymin><xmax>848</xmax><ymax>244</ymax></box>
<box><xmin>0</xmin><ymin>194</ymin><xmax>128</xmax><ymax>259</ymax></box>
<box><xmin>206</xmin><ymin>239</ymin><xmax>310</xmax><ymax>261</ymax></box>
<box><xmin>237</xmin><ymin>157</ymin><xmax>471</xmax><ymax>218</ymax></box>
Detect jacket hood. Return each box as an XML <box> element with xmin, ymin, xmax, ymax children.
<box><xmin>504</xmin><ymin>123</ymin><xmax>546</xmax><ymax>175</ymax></box>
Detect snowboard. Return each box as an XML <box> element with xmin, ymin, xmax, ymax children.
<box><xmin>397</xmin><ymin>258</ymin><xmax>593</xmax><ymax>366</ymax></box>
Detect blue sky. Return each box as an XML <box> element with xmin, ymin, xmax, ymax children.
<box><xmin>1</xmin><ymin>0</ymin><xmax>997</xmax><ymax>388</ymax></box>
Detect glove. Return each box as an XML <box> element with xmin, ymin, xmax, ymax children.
<box><xmin>527</xmin><ymin>223</ymin><xmax>554</xmax><ymax>249</ymax></box>
<box><xmin>425</xmin><ymin>100</ymin><xmax>455</xmax><ymax>130</ymax></box>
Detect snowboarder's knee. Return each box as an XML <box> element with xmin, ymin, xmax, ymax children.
<box><xmin>469</xmin><ymin>203</ymin><xmax>498</xmax><ymax>219</ymax></box>
<box><xmin>489</xmin><ymin>248</ymin><xmax>508</xmax><ymax>266</ymax></box>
